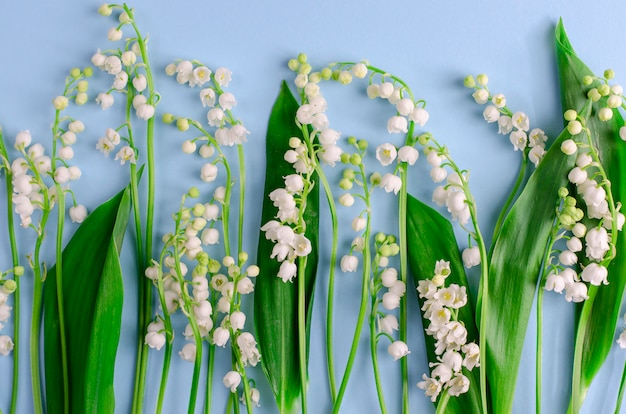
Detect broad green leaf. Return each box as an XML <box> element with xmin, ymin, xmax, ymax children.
<box><xmin>556</xmin><ymin>20</ymin><xmax>626</xmax><ymax>406</ymax></box>
<box><xmin>486</xmin><ymin>122</ymin><xmax>582</xmax><ymax>413</ymax></box>
<box><xmin>44</xmin><ymin>185</ymin><xmax>131</xmax><ymax>414</ymax></box>
<box><xmin>406</xmin><ymin>194</ymin><xmax>482</xmax><ymax>413</ymax></box>
<box><xmin>254</xmin><ymin>81</ymin><xmax>319</xmax><ymax>413</ymax></box>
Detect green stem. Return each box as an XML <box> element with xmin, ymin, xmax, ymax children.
<box><xmin>317</xmin><ymin>167</ymin><xmax>339</xmax><ymax>401</ymax></box>
<box><xmin>54</xmin><ymin>184</ymin><xmax>69</xmax><ymax>414</ymax></box>
<box><xmin>0</xmin><ymin>134</ymin><xmax>20</xmax><ymax>414</ymax></box>
<box><xmin>204</xmin><ymin>341</ymin><xmax>216</xmax><ymax>414</ymax></box>
<box><xmin>297</xmin><ymin>254</ymin><xmax>308</xmax><ymax>414</ymax></box>
<box><xmin>369</xmin><ymin>303</ymin><xmax>388</xmax><ymax>414</ymax></box>
<box><xmin>124</xmin><ymin>5</ymin><xmax>157</xmax><ymax>411</ymax></box>
<box><xmin>30</xmin><ymin>225</ymin><xmax>48</xmax><ymax>414</ymax></box>
<box><xmin>571</xmin><ymin>286</ymin><xmax>598</xmax><ymax>414</ymax></box>
<box><xmin>614</xmin><ymin>360</ymin><xmax>626</xmax><ymax>414</ymax></box>
<box><xmin>435</xmin><ymin>389</ymin><xmax>451</xmax><ymax>414</ymax></box>
<box><xmin>398</xmin><ymin>164</ymin><xmax>409</xmax><ymax>414</ymax></box>
<box><xmin>536</xmin><ymin>281</ymin><xmax>544</xmax><ymax>414</ymax></box>
<box><xmin>332</xmin><ymin>165</ymin><xmax>372</xmax><ymax>414</ymax></box>
<box><xmin>237</xmin><ymin>144</ymin><xmax>245</xmax><ymax>258</ymax></box>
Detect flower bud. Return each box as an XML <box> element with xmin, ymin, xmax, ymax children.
<box><xmin>53</xmin><ymin>96</ymin><xmax>69</xmax><ymax>111</ymax></box>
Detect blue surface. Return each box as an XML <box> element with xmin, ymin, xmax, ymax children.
<box><xmin>0</xmin><ymin>1</ymin><xmax>625</xmax><ymax>413</ymax></box>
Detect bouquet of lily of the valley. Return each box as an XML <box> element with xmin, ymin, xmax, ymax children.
<box><xmin>0</xmin><ymin>4</ymin><xmax>624</xmax><ymax>414</ymax></box>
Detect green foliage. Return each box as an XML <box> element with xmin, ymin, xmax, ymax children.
<box><xmin>254</xmin><ymin>81</ymin><xmax>319</xmax><ymax>413</ymax></box>
<box><xmin>555</xmin><ymin>19</ymin><xmax>626</xmax><ymax>407</ymax></box>
<box><xmin>43</xmin><ymin>186</ymin><xmax>131</xmax><ymax>414</ymax></box>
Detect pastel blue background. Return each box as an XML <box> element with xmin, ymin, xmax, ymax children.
<box><xmin>0</xmin><ymin>0</ymin><xmax>625</xmax><ymax>413</ymax></box>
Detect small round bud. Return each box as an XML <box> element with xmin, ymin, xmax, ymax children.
<box><xmin>70</xmin><ymin>67</ymin><xmax>81</xmax><ymax>78</ymax></box>
<box><xmin>561</xmin><ymin>139</ymin><xmax>578</xmax><ymax>155</ymax></box>
<box><xmin>566</xmin><ymin>120</ymin><xmax>582</xmax><ymax>135</ymax></box>
<box><xmin>598</xmin><ymin>84</ymin><xmax>610</xmax><ymax>96</ymax></box>
<box><xmin>340</xmin><ymin>153</ymin><xmax>350</xmax><ymax>164</ymax></box>
<box><xmin>177</xmin><ymin>118</ymin><xmax>190</xmax><ymax>132</ymax></box>
<box><xmin>557</xmin><ymin>187</ymin><xmax>569</xmax><ymax>198</ymax></box>
<box><xmin>208</xmin><ymin>259</ymin><xmax>221</xmax><ymax>273</ymax></box>
<box><xmin>379</xmin><ymin>245</ymin><xmax>392</xmax><ymax>257</ymax></box>
<box><xmin>223</xmin><ymin>256</ymin><xmax>235</xmax><ymax>267</ymax></box>
<box><xmin>342</xmin><ymin>169</ymin><xmax>355</xmax><ymax>180</ymax></box>
<box><xmin>238</xmin><ymin>252</ymin><xmax>249</xmax><ymax>264</ymax></box>
<box><xmin>83</xmin><ymin>67</ymin><xmax>94</xmax><ymax>77</ymax></box>
<box><xmin>320</xmin><ymin>67</ymin><xmax>332</xmax><ymax>80</ymax></box>
<box><xmin>247</xmin><ymin>265</ymin><xmax>260</xmax><ymax>277</ymax></box>
<box><xmin>2</xmin><ymin>279</ymin><xmax>17</xmax><ymax>294</ymax></box>
<box><xmin>386</xmin><ymin>234</ymin><xmax>397</xmax><ymax>244</ymax></box>
<box><xmin>598</xmin><ymin>107</ymin><xmax>613</xmax><ymax>121</ymax></box>
<box><xmin>349</xmin><ymin>154</ymin><xmax>361</xmax><ymax>165</ymax></box>
<box><xmin>75</xmin><ymin>93</ymin><xmax>88</xmax><ymax>106</ymax></box>
<box><xmin>77</xmin><ymin>80</ymin><xmax>89</xmax><ymax>92</ymax></box>
<box><xmin>297</xmin><ymin>53</ymin><xmax>307</xmax><ymax>64</ymax></box>
<box><xmin>388</xmin><ymin>243</ymin><xmax>400</xmax><ymax>256</ymax></box>
<box><xmin>162</xmin><ymin>113</ymin><xmax>174</xmax><ymax>124</ymax></box>
<box><xmin>287</xmin><ymin>59</ymin><xmax>299</xmax><ymax>71</ymax></box>
<box><xmin>347</xmin><ymin>136</ymin><xmax>357</xmax><ymax>146</ymax></box>
<box><xmin>375</xmin><ymin>232</ymin><xmax>386</xmax><ymax>244</ymax></box>
<box><xmin>192</xmin><ymin>203</ymin><xmax>205</xmax><ymax>217</ymax></box>
<box><xmin>298</xmin><ymin>63</ymin><xmax>312</xmax><ymax>75</ymax></box>
<box><xmin>563</xmin><ymin>109</ymin><xmax>577</xmax><ymax>121</ymax></box>
<box><xmin>357</xmin><ymin>140</ymin><xmax>368</xmax><ymax>150</ymax></box>
<box><xmin>463</xmin><ymin>75</ymin><xmax>476</xmax><ymax>88</ymax></box>
<box><xmin>587</xmin><ymin>88</ymin><xmax>601</xmax><ymax>102</ymax></box>
<box><xmin>339</xmin><ymin>178</ymin><xmax>353</xmax><ymax>190</ymax></box>
<box><xmin>582</xmin><ymin>75</ymin><xmax>593</xmax><ymax>86</ymax></box>
<box><xmin>338</xmin><ymin>193</ymin><xmax>355</xmax><ymax>207</ymax></box>
<box><xmin>188</xmin><ymin>187</ymin><xmax>200</xmax><ymax>198</ymax></box>
<box><xmin>13</xmin><ymin>266</ymin><xmax>24</xmax><ymax>277</ymax></box>
<box><xmin>476</xmin><ymin>74</ymin><xmax>488</xmax><ymax>86</ymax></box>
<box><xmin>98</xmin><ymin>3</ymin><xmax>113</xmax><ymax>16</ymax></box>
<box><xmin>604</xmin><ymin>69</ymin><xmax>615</xmax><ymax>80</ymax></box>
<box><xmin>309</xmin><ymin>72</ymin><xmax>322</xmax><ymax>83</ymax></box>
<box><xmin>53</xmin><ymin>96</ymin><xmax>69</xmax><ymax>111</ymax></box>
<box><xmin>288</xmin><ymin>137</ymin><xmax>301</xmax><ymax>148</ymax></box>
<box><xmin>182</xmin><ymin>140</ymin><xmax>196</xmax><ymax>154</ymax></box>
<box><xmin>418</xmin><ymin>133</ymin><xmax>431</xmax><ymax>146</ymax></box>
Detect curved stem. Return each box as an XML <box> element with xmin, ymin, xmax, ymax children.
<box><xmin>332</xmin><ymin>174</ymin><xmax>372</xmax><ymax>414</ymax></box>
<box><xmin>370</xmin><ymin>302</ymin><xmax>388</xmax><ymax>414</ymax></box>
<box><xmin>435</xmin><ymin>389</ymin><xmax>451</xmax><ymax>414</ymax></box>
<box><xmin>237</xmin><ymin>144</ymin><xmax>245</xmax><ymax>258</ymax></box>
<box><xmin>204</xmin><ymin>341</ymin><xmax>216</xmax><ymax>414</ymax></box>
<box><xmin>30</xmin><ymin>225</ymin><xmax>48</xmax><ymax>414</ymax></box>
<box><xmin>536</xmin><ymin>282</ymin><xmax>544</xmax><ymax>414</ymax></box>
<box><xmin>570</xmin><ymin>286</ymin><xmax>598</xmax><ymax>414</ymax></box>
<box><xmin>54</xmin><ymin>184</ymin><xmax>69</xmax><ymax>414</ymax></box>
<box><xmin>297</xmin><ymin>254</ymin><xmax>308</xmax><ymax>414</ymax></box>
<box><xmin>398</xmin><ymin>164</ymin><xmax>409</xmax><ymax>414</ymax></box>
<box><xmin>0</xmin><ymin>134</ymin><xmax>21</xmax><ymax>414</ymax></box>
<box><xmin>317</xmin><ymin>168</ymin><xmax>339</xmax><ymax>401</ymax></box>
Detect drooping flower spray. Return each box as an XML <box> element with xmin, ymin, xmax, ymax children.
<box><xmin>93</xmin><ymin>5</ymin><xmax>158</xmax><ymax>411</ymax></box>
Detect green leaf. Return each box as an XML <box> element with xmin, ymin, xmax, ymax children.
<box><xmin>556</xmin><ymin>19</ymin><xmax>626</xmax><ymax>405</ymax></box>
<box><xmin>486</xmin><ymin>122</ymin><xmax>582</xmax><ymax>412</ymax></box>
<box><xmin>44</xmin><ymin>185</ymin><xmax>131</xmax><ymax>414</ymax></box>
<box><xmin>406</xmin><ymin>194</ymin><xmax>482</xmax><ymax>413</ymax></box>
<box><xmin>254</xmin><ymin>81</ymin><xmax>319</xmax><ymax>413</ymax></box>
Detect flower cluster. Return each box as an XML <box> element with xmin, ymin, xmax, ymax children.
<box><xmin>146</xmin><ymin>188</ymin><xmax>261</xmax><ymax>399</ymax></box>
<box><xmin>92</xmin><ymin>6</ymin><xmax>155</xmax><ymax>163</ymax></box>
<box><xmin>543</xmin><ymin>107</ymin><xmax>623</xmax><ymax>302</ymax></box>
<box><xmin>165</xmin><ymin>60</ymin><xmax>250</xmax><ymax>148</ymax></box>
<box><xmin>417</xmin><ymin>260</ymin><xmax>479</xmax><ymax>402</ymax></box>
<box><xmin>370</xmin><ymin>234</ymin><xmax>409</xmax><ymax>361</ymax></box>
<box><xmin>464</xmin><ymin>74</ymin><xmax>548</xmax><ymax>166</ymax></box>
